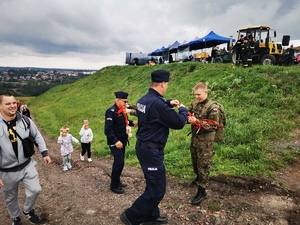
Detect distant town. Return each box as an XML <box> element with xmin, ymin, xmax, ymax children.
<box><xmin>0</xmin><ymin>66</ymin><xmax>98</xmax><ymax>96</ymax></box>
<box><xmin>0</xmin><ymin>66</ymin><xmax>97</xmax><ymax>83</ymax></box>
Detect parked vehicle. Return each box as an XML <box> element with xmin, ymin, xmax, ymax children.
<box><xmin>125</xmin><ymin>52</ymin><xmax>152</xmax><ymax>65</ymax></box>
<box><xmin>231</xmin><ymin>25</ymin><xmax>290</xmax><ymax>65</ymax></box>
<box><xmin>214</xmin><ymin>51</ymin><xmax>232</xmax><ymax>63</ymax></box>
<box><xmin>294</xmin><ymin>54</ymin><xmax>300</xmax><ymax>65</ymax></box>
<box><xmin>279</xmin><ymin>47</ymin><xmax>295</xmax><ymax>66</ymax></box>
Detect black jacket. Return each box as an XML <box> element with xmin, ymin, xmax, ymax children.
<box><xmin>136</xmin><ymin>88</ymin><xmax>188</xmax><ymax>145</ymax></box>
<box><xmin>104</xmin><ymin>104</ymin><xmax>134</xmax><ymax>145</ymax></box>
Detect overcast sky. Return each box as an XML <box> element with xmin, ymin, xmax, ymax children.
<box><xmin>0</xmin><ymin>0</ymin><xmax>299</xmax><ymax>70</ymax></box>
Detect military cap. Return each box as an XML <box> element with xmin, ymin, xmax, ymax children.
<box><xmin>151</xmin><ymin>70</ymin><xmax>170</xmax><ymax>83</ymax></box>
<box><xmin>114</xmin><ymin>91</ymin><xmax>128</xmax><ymax>99</ymax></box>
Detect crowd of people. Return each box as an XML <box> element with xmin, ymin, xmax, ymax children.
<box><xmin>234</xmin><ymin>31</ymin><xmax>255</xmax><ymax>68</ymax></box>
<box><xmin>232</xmin><ymin>30</ymin><xmax>297</xmax><ymax>67</ymax></box>
<box><xmin>148</xmin><ymin>31</ymin><xmax>299</xmax><ymax>67</ymax></box>
<box><xmin>0</xmin><ymin>70</ymin><xmax>224</xmax><ymax>225</ymax></box>
<box><xmin>16</xmin><ymin>100</ymin><xmax>31</xmax><ymax>118</ymax></box>
<box><xmin>102</xmin><ymin>70</ymin><xmax>223</xmax><ymax>225</ymax></box>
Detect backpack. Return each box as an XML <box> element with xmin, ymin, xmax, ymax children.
<box><xmin>201</xmin><ymin>100</ymin><xmax>226</xmax><ymax>142</ymax></box>
<box><xmin>21</xmin><ymin>115</ymin><xmax>30</xmax><ymax>130</ymax></box>
<box><xmin>21</xmin><ymin>115</ymin><xmax>38</xmax><ymax>147</ymax></box>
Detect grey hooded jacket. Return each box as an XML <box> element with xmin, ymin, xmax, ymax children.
<box><xmin>0</xmin><ymin>112</ymin><xmax>48</xmax><ymax>173</ymax></box>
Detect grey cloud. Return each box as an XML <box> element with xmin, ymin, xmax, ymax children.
<box><xmin>0</xmin><ymin>0</ymin><xmax>299</xmax><ymax>69</ymax></box>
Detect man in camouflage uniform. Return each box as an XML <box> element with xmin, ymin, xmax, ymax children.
<box><xmin>188</xmin><ymin>82</ymin><xmax>220</xmax><ymax>205</ymax></box>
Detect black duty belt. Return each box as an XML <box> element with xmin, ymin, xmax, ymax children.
<box><xmin>137</xmin><ymin>141</ymin><xmax>165</xmax><ymax>150</ymax></box>
<box><xmin>0</xmin><ymin>158</ymin><xmax>31</xmax><ymax>172</ymax></box>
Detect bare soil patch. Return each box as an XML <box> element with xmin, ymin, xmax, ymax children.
<box><xmin>1</xmin><ymin>124</ymin><xmax>300</xmax><ymax>225</ymax></box>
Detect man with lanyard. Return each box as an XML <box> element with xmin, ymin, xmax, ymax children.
<box><xmin>105</xmin><ymin>91</ymin><xmax>137</xmax><ymax>194</ymax></box>
<box><xmin>0</xmin><ymin>92</ymin><xmax>51</xmax><ymax>225</ymax></box>
<box><xmin>120</xmin><ymin>70</ymin><xmax>188</xmax><ymax>225</ymax></box>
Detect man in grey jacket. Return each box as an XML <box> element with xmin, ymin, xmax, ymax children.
<box><xmin>0</xmin><ymin>93</ymin><xmax>51</xmax><ymax>225</ymax></box>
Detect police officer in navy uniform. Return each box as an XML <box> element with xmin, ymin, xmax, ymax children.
<box><xmin>105</xmin><ymin>91</ymin><xmax>136</xmax><ymax>194</ymax></box>
<box><xmin>120</xmin><ymin>70</ymin><xmax>188</xmax><ymax>225</ymax></box>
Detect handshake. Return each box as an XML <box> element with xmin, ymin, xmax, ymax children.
<box><xmin>170</xmin><ymin>100</ymin><xmax>185</xmax><ymax>108</ymax></box>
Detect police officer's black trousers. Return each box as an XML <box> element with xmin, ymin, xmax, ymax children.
<box><xmin>110</xmin><ymin>145</ymin><xmax>125</xmax><ymax>188</ymax></box>
<box><xmin>125</xmin><ymin>144</ymin><xmax>166</xmax><ymax>225</ymax></box>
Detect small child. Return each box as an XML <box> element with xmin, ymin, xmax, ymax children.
<box><xmin>79</xmin><ymin>120</ymin><xmax>94</xmax><ymax>162</ymax></box>
<box><xmin>58</xmin><ymin>125</ymin><xmax>80</xmax><ymax>171</ymax></box>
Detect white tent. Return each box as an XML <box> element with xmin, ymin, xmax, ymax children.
<box><xmin>290</xmin><ymin>40</ymin><xmax>300</xmax><ymax>51</ymax></box>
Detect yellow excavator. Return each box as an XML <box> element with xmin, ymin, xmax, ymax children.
<box><xmin>231</xmin><ymin>25</ymin><xmax>290</xmax><ymax>65</ymax></box>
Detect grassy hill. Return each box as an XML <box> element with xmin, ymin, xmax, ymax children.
<box><xmin>29</xmin><ymin>63</ymin><xmax>300</xmax><ymax>180</ymax></box>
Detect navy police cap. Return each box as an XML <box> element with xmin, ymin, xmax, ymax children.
<box><xmin>151</xmin><ymin>70</ymin><xmax>170</xmax><ymax>83</ymax></box>
<box><xmin>114</xmin><ymin>91</ymin><xmax>128</xmax><ymax>99</ymax></box>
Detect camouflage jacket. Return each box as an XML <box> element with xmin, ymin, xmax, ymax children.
<box><xmin>189</xmin><ymin>98</ymin><xmax>220</xmax><ymax>142</ymax></box>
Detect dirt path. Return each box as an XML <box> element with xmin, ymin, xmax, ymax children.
<box><xmin>1</xmin><ymin>125</ymin><xmax>300</xmax><ymax>224</ymax></box>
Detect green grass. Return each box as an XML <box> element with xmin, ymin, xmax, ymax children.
<box><xmin>28</xmin><ymin>63</ymin><xmax>300</xmax><ymax>180</ymax></box>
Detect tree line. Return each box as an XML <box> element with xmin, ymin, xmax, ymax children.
<box><xmin>1</xmin><ymin>78</ymin><xmax>80</xmax><ymax>96</ymax></box>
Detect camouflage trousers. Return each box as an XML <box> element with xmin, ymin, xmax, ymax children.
<box><xmin>190</xmin><ymin>141</ymin><xmax>214</xmax><ymax>188</ymax></box>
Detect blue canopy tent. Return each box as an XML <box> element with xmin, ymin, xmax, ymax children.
<box><xmin>149</xmin><ymin>46</ymin><xmax>165</xmax><ymax>56</ymax></box>
<box><xmin>149</xmin><ymin>48</ymin><xmax>160</xmax><ymax>56</ymax></box>
<box><xmin>188</xmin><ymin>31</ymin><xmax>235</xmax><ymax>51</ymax></box>
<box><xmin>177</xmin><ymin>40</ymin><xmax>191</xmax><ymax>60</ymax></box>
<box><xmin>169</xmin><ymin>40</ymin><xmax>181</xmax><ymax>54</ymax></box>
<box><xmin>148</xmin><ymin>32</ymin><xmax>234</xmax><ymax>62</ymax></box>
<box><xmin>178</xmin><ymin>38</ymin><xmax>197</xmax><ymax>51</ymax></box>
<box><xmin>168</xmin><ymin>40</ymin><xmax>181</xmax><ymax>62</ymax></box>
<box><xmin>160</xmin><ymin>41</ymin><xmax>181</xmax><ymax>62</ymax></box>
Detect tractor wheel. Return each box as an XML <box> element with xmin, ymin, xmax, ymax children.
<box><xmin>231</xmin><ymin>50</ymin><xmax>237</xmax><ymax>64</ymax></box>
<box><xmin>215</xmin><ymin>57</ymin><xmax>223</xmax><ymax>63</ymax></box>
<box><xmin>261</xmin><ymin>54</ymin><xmax>276</xmax><ymax>65</ymax></box>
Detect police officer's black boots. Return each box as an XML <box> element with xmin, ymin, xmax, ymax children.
<box><xmin>191</xmin><ymin>186</ymin><xmax>207</xmax><ymax>205</ymax></box>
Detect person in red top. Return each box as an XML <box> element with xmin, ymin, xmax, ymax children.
<box><xmin>104</xmin><ymin>91</ymin><xmax>137</xmax><ymax>194</ymax></box>
<box><xmin>16</xmin><ymin>100</ymin><xmax>21</xmax><ymax>112</ymax></box>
